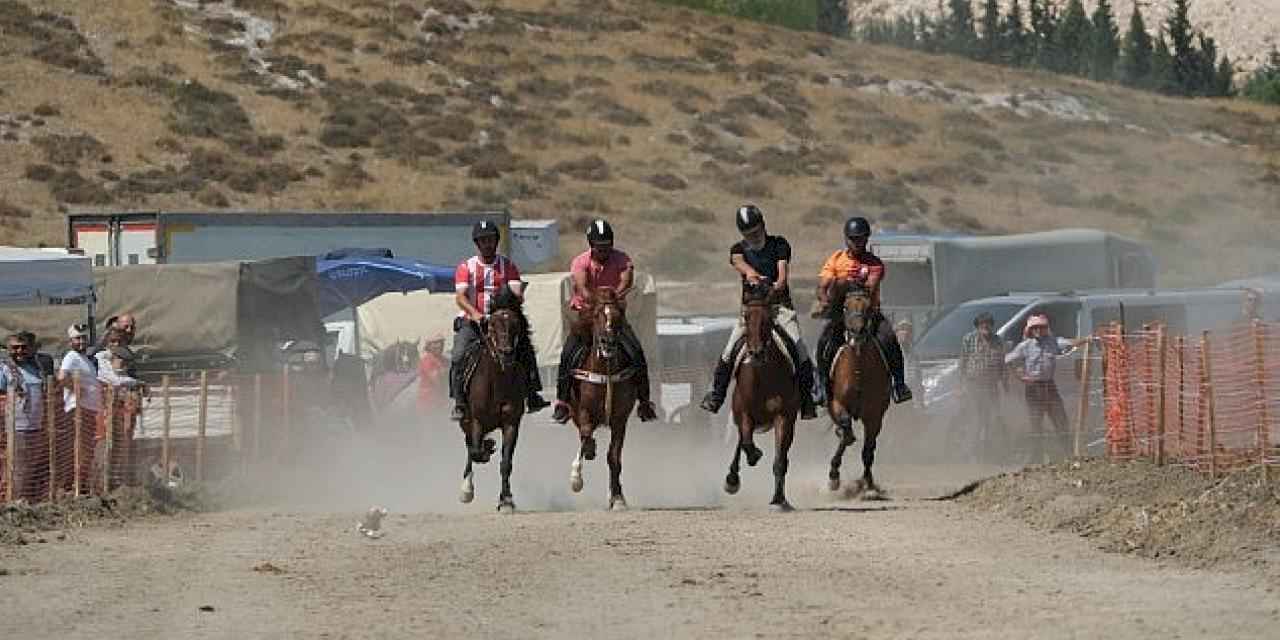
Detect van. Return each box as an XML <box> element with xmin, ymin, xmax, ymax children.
<box><xmin>913</xmin><ymin>287</ymin><xmax>1256</xmax><ymax>411</ymax></box>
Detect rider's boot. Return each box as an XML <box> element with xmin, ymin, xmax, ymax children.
<box><xmin>635</xmin><ymin>368</ymin><xmax>659</xmax><ymax>422</ymax></box>
<box><xmin>526</xmin><ymin>391</ymin><xmax>551</xmax><ymax>413</ymax></box>
<box><xmin>699</xmin><ymin>358</ymin><xmax>733</xmax><ymax>413</ymax></box>
<box><xmin>449</xmin><ymin>362</ymin><xmax>466</xmax><ymax>421</ymax></box>
<box><xmin>796</xmin><ymin>360</ymin><xmax>819</xmax><ymax>420</ymax></box>
<box><xmin>880</xmin><ymin>332</ymin><xmax>913</xmax><ymax>404</ymax></box>
<box><xmin>552</xmin><ymin>370</ymin><xmax>573</xmax><ymax>424</ymax></box>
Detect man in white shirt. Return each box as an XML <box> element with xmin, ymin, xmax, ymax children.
<box><xmin>58</xmin><ymin>323</ymin><xmax>100</xmax><ymax>493</ymax></box>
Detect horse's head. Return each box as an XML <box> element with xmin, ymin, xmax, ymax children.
<box><xmin>841</xmin><ymin>281</ymin><xmax>874</xmax><ymax>341</ymax></box>
<box><xmin>483</xmin><ymin>308</ymin><xmax>523</xmax><ymax>368</ymax></box>
<box><xmin>588</xmin><ymin>287</ymin><xmax>625</xmax><ymax>360</ymax></box>
<box><xmin>741</xmin><ymin>279</ymin><xmax>776</xmax><ymax>363</ymax></box>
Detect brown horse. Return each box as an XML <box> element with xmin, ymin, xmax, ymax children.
<box><xmin>567</xmin><ymin>288</ymin><xmax>640</xmax><ymax>510</ymax></box>
<box><xmin>826</xmin><ymin>282</ymin><xmax>891</xmax><ymax>498</ymax></box>
<box><xmin>458</xmin><ymin>307</ymin><xmax>527</xmax><ymax>512</ymax></box>
<box><xmin>725</xmin><ymin>282</ymin><xmax>800</xmax><ymax>511</ymax></box>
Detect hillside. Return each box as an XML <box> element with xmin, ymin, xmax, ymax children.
<box><xmin>1</xmin><ymin>0</ymin><xmax>1278</xmax><ymax>295</ymax></box>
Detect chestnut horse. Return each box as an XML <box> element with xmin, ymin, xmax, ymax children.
<box><xmin>826</xmin><ymin>281</ymin><xmax>891</xmax><ymax>498</ymax></box>
<box><xmin>567</xmin><ymin>288</ymin><xmax>640</xmax><ymax>510</ymax></box>
<box><xmin>458</xmin><ymin>307</ymin><xmax>527</xmax><ymax>512</ymax></box>
<box><xmin>725</xmin><ymin>281</ymin><xmax>800</xmax><ymax>511</ymax></box>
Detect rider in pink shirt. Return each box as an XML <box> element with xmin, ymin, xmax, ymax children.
<box><xmin>552</xmin><ymin>219</ymin><xmax>658</xmax><ymax>424</ymax></box>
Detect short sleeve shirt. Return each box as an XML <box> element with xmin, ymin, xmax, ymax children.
<box><xmin>730</xmin><ymin>236</ymin><xmax>793</xmax><ymax>307</ymax></box>
<box><xmin>60</xmin><ymin>350</ymin><xmax>101</xmax><ymax>413</ymax></box>
<box><xmin>0</xmin><ymin>360</ymin><xmax>44</xmax><ymax>432</ymax></box>
<box><xmin>569</xmin><ymin>249</ymin><xmax>633</xmax><ymax>310</ymax></box>
<box><xmin>455</xmin><ymin>255</ymin><xmax>522</xmax><ymax>316</ymax></box>
<box><xmin>819</xmin><ymin>250</ymin><xmax>886</xmax><ymax>308</ymax></box>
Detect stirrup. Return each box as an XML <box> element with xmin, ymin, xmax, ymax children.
<box><xmin>892</xmin><ymin>383</ymin><xmax>913</xmax><ymax>404</ymax></box>
<box><xmin>450</xmin><ymin>405</ymin><xmax>466</xmax><ymax>421</ymax></box>
<box><xmin>700</xmin><ymin>392</ymin><xmax>724</xmax><ymax>414</ymax></box>
<box><xmin>551</xmin><ymin>402</ymin><xmax>572</xmax><ymax>424</ymax></box>
<box><xmin>637</xmin><ymin>400</ymin><xmax>658</xmax><ymax>422</ymax></box>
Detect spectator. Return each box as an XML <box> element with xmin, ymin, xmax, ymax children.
<box><xmin>1004</xmin><ymin>314</ymin><xmax>1089</xmax><ymax>462</ymax></box>
<box><xmin>1</xmin><ymin>333</ymin><xmax>47</xmax><ymax>500</ymax></box>
<box><xmin>18</xmin><ymin>331</ymin><xmax>56</xmax><ymax>380</ymax></box>
<box><xmin>417</xmin><ymin>335</ymin><xmax>447</xmax><ymax>412</ymax></box>
<box><xmin>94</xmin><ymin>345</ymin><xmax>141</xmax><ymax>492</ymax></box>
<box><xmin>1241</xmin><ymin>289</ymin><xmax>1263</xmax><ymax>323</ymax></box>
<box><xmin>958</xmin><ymin>312</ymin><xmax>1007</xmax><ymax>460</ymax></box>
<box><xmin>58</xmin><ymin>323</ymin><xmax>100</xmax><ymax>493</ymax></box>
<box><xmin>94</xmin><ymin>328</ymin><xmax>129</xmax><ymax>380</ymax></box>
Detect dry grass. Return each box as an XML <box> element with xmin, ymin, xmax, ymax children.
<box><xmin>1</xmin><ymin>0</ymin><xmax>1278</xmax><ymax>286</ymax></box>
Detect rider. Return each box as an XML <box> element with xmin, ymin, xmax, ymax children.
<box><xmin>699</xmin><ymin>204</ymin><xmax>819</xmax><ymax>420</ymax></box>
<box><xmin>813</xmin><ymin>216</ymin><xmax>913</xmax><ymax>405</ymax></box>
<box><xmin>551</xmin><ymin>219</ymin><xmax>659</xmax><ymax>424</ymax></box>
<box><xmin>449</xmin><ymin>220</ymin><xmax>551</xmax><ymax>421</ymax></box>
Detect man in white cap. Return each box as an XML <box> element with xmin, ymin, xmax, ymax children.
<box><xmin>58</xmin><ymin>323</ymin><xmax>101</xmax><ymax>493</ymax></box>
<box><xmin>1004</xmin><ymin>313</ymin><xmax>1088</xmax><ymax>460</ymax></box>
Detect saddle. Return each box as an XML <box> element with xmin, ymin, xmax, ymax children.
<box><xmin>729</xmin><ymin>325</ymin><xmax>798</xmax><ymax>376</ymax></box>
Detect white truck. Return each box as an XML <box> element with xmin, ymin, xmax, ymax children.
<box><xmin>66</xmin><ymin>211</ymin><xmax>560</xmax><ymax>271</ymax></box>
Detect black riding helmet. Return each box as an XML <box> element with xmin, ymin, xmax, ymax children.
<box><xmin>586</xmin><ymin>218</ymin><xmax>614</xmax><ymax>245</ymax></box>
<box><xmin>844</xmin><ymin>216</ymin><xmax>872</xmax><ymax>238</ymax></box>
<box><xmin>735</xmin><ymin>204</ymin><xmax>765</xmax><ymax>232</ymax></box>
<box><xmin>472</xmin><ymin>220</ymin><xmax>501</xmax><ymax>241</ymax></box>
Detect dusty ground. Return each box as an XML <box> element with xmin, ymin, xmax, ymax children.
<box><xmin>2</xmin><ymin>418</ymin><xmax>1279</xmax><ymax>639</ymax></box>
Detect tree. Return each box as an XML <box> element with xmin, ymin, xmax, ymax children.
<box><xmin>979</xmin><ymin>0</ymin><xmax>1001</xmax><ymax>62</ymax></box>
<box><xmin>1165</xmin><ymin>0</ymin><xmax>1197</xmax><ymax>95</ymax></box>
<box><xmin>1054</xmin><ymin>0</ymin><xmax>1091</xmax><ymax>75</ymax></box>
<box><xmin>1088</xmin><ymin>0</ymin><xmax>1119</xmax><ymax>81</ymax></box>
<box><xmin>1150</xmin><ymin>33</ymin><xmax>1178</xmax><ymax>93</ymax></box>
<box><xmin>945</xmin><ymin>0</ymin><xmax>978</xmax><ymax>58</ymax></box>
<box><xmin>1215</xmin><ymin>54</ymin><xmax>1235</xmax><ymax>97</ymax></box>
<box><xmin>1243</xmin><ymin>47</ymin><xmax>1280</xmax><ymax>104</ymax></box>
<box><xmin>1118</xmin><ymin>3</ymin><xmax>1152</xmax><ymax>86</ymax></box>
<box><xmin>1028</xmin><ymin>0</ymin><xmax>1058</xmax><ymax>71</ymax></box>
<box><xmin>1194</xmin><ymin>32</ymin><xmax>1220</xmax><ymax>96</ymax></box>
<box><xmin>817</xmin><ymin>0</ymin><xmax>851</xmax><ymax>38</ymax></box>
<box><xmin>999</xmin><ymin>0</ymin><xmax>1031</xmax><ymax>66</ymax></box>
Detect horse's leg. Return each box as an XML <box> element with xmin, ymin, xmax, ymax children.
<box><xmin>460</xmin><ymin>430</ymin><xmax>475</xmax><ymax>504</ymax></box>
<box><xmin>828</xmin><ymin>399</ymin><xmax>854</xmax><ymax>492</ymax></box>
<box><xmin>497</xmin><ymin>422</ymin><xmax>518</xmax><ymax>513</ymax></box>
<box><xmin>724</xmin><ymin>412</ymin><xmax>744</xmax><ymax>494</ymax></box>
<box><xmin>570</xmin><ymin>423</ymin><xmax>591</xmax><ymax>494</ymax></box>
<box><xmin>606</xmin><ymin>419</ymin><xmax>628</xmax><ymax>511</ymax></box>
<box><xmin>740</xmin><ymin>412</ymin><xmax>763</xmax><ymax>468</ymax></box>
<box><xmin>770</xmin><ymin>415</ymin><xmax>795</xmax><ymax>512</ymax></box>
<box><xmin>861</xmin><ymin>414</ymin><xmax>884</xmax><ymax>498</ymax></box>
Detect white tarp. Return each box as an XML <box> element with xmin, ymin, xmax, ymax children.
<box><xmin>0</xmin><ymin>247</ymin><xmax>93</xmax><ymax>307</ymax></box>
<box><xmin>356</xmin><ymin>271</ymin><xmax>658</xmax><ymax>370</ymax></box>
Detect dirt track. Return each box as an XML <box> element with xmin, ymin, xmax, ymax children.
<box><xmin>3</xmin><ymin>456</ymin><xmax>1278</xmax><ymax>639</ymax></box>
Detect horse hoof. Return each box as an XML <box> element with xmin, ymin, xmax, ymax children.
<box><xmin>769</xmin><ymin>501</ymin><xmax>795</xmax><ymax>513</ymax></box>
<box><xmin>570</xmin><ymin>475</ymin><xmax>584</xmax><ymax>493</ymax></box>
<box><xmin>827</xmin><ymin>476</ymin><xmax>840</xmax><ymax>492</ymax></box>
<box><xmin>744</xmin><ymin>446</ymin><xmax>763</xmax><ymax>467</ymax></box>
<box><xmin>609</xmin><ymin>497</ymin><xmax>628</xmax><ymax>511</ymax></box>
<box><xmin>582</xmin><ymin>439</ymin><xmax>597</xmax><ymax>461</ymax></box>
<box><xmin>497</xmin><ymin>500</ymin><xmax>516</xmax><ymax>514</ymax></box>
<box><xmin>460</xmin><ymin>490</ymin><xmax>474</xmax><ymax>504</ymax></box>
<box><xmin>724</xmin><ymin>475</ymin><xmax>741</xmax><ymax>495</ymax></box>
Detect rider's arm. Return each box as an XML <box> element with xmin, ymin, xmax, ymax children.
<box><xmin>572</xmin><ymin>267</ymin><xmax>591</xmax><ymax>306</ymax></box>
<box><xmin>455</xmin><ymin>287</ymin><xmax>484</xmax><ymax>321</ymax></box>
<box><xmin>729</xmin><ymin>243</ymin><xmax>762</xmax><ymax>283</ymax></box>
<box><xmin>773</xmin><ymin>237</ymin><xmax>792</xmax><ymax>291</ymax></box>
<box><xmin>505</xmin><ymin>259</ymin><xmax>525</xmax><ymax>299</ymax></box>
<box><xmin>816</xmin><ymin>251</ymin><xmax>841</xmax><ymax>308</ymax></box>
<box><xmin>616</xmin><ymin>263</ymin><xmax>635</xmax><ymax>299</ymax></box>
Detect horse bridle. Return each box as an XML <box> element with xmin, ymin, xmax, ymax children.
<box><xmin>843</xmin><ymin>291</ymin><xmax>874</xmax><ymax>346</ymax></box>
<box><xmin>592</xmin><ymin>301</ymin><xmax>622</xmax><ymax>362</ymax></box>
<box><xmin>481</xmin><ymin>310</ymin><xmax>520</xmax><ymax>371</ymax></box>
<box><xmin>742</xmin><ymin>298</ymin><xmax>778</xmax><ymax>365</ymax></box>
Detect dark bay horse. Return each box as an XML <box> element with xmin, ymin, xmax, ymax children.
<box><xmin>567</xmin><ymin>288</ymin><xmax>640</xmax><ymax>510</ymax></box>
<box><xmin>725</xmin><ymin>282</ymin><xmax>799</xmax><ymax>511</ymax></box>
<box><xmin>458</xmin><ymin>307</ymin><xmax>527</xmax><ymax>513</ymax></box>
<box><xmin>826</xmin><ymin>282</ymin><xmax>891</xmax><ymax>498</ymax></box>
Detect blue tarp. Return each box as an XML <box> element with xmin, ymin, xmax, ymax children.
<box><xmin>316</xmin><ymin>254</ymin><xmax>455</xmax><ymax>317</ymax></box>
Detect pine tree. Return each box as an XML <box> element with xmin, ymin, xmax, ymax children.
<box><xmin>1215</xmin><ymin>54</ymin><xmax>1235</xmax><ymax>97</ymax></box>
<box><xmin>1088</xmin><ymin>0</ymin><xmax>1119</xmax><ymax>81</ymax></box>
<box><xmin>978</xmin><ymin>0</ymin><xmax>1001</xmax><ymax>62</ymax></box>
<box><xmin>1029</xmin><ymin>0</ymin><xmax>1059</xmax><ymax>71</ymax></box>
<box><xmin>817</xmin><ymin>0</ymin><xmax>851</xmax><ymax>38</ymax></box>
<box><xmin>1195</xmin><ymin>33</ymin><xmax>1219</xmax><ymax>96</ymax></box>
<box><xmin>1165</xmin><ymin>0</ymin><xmax>1197</xmax><ymax>95</ymax></box>
<box><xmin>1054</xmin><ymin>0</ymin><xmax>1091</xmax><ymax>75</ymax></box>
<box><xmin>1243</xmin><ymin>47</ymin><xmax>1280</xmax><ymax>104</ymax></box>
<box><xmin>1150</xmin><ymin>33</ymin><xmax>1177</xmax><ymax>93</ymax></box>
<box><xmin>945</xmin><ymin>0</ymin><xmax>979</xmax><ymax>58</ymax></box>
<box><xmin>1118</xmin><ymin>3</ymin><xmax>1152</xmax><ymax>87</ymax></box>
<box><xmin>999</xmin><ymin>0</ymin><xmax>1030</xmax><ymax>67</ymax></box>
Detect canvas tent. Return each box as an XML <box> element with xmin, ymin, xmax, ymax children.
<box><xmin>0</xmin><ymin>247</ymin><xmax>93</xmax><ymax>308</ymax></box>
<box><xmin>356</xmin><ymin>271</ymin><xmax>660</xmax><ymax>374</ymax></box>
<box><xmin>0</xmin><ymin>256</ymin><xmax>325</xmax><ymax>372</ymax></box>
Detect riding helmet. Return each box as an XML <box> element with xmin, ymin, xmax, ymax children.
<box><xmin>472</xmin><ymin>220</ymin><xmax>501</xmax><ymax>241</ymax></box>
<box><xmin>586</xmin><ymin>218</ymin><xmax>614</xmax><ymax>245</ymax></box>
<box><xmin>735</xmin><ymin>204</ymin><xmax>765</xmax><ymax>232</ymax></box>
<box><xmin>844</xmin><ymin>216</ymin><xmax>872</xmax><ymax>238</ymax></box>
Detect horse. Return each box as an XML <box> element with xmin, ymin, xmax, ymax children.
<box><xmin>826</xmin><ymin>281</ymin><xmax>892</xmax><ymax>499</ymax></box>
<box><xmin>458</xmin><ymin>306</ymin><xmax>527</xmax><ymax>513</ymax></box>
<box><xmin>567</xmin><ymin>288</ymin><xmax>641</xmax><ymax>510</ymax></box>
<box><xmin>725</xmin><ymin>280</ymin><xmax>800</xmax><ymax>511</ymax></box>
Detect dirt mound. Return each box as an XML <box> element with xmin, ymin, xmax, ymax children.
<box><xmin>1</xmin><ymin>483</ymin><xmax>220</xmax><ymax>545</ymax></box>
<box><xmin>960</xmin><ymin>459</ymin><xmax>1280</xmax><ymax>580</ymax></box>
